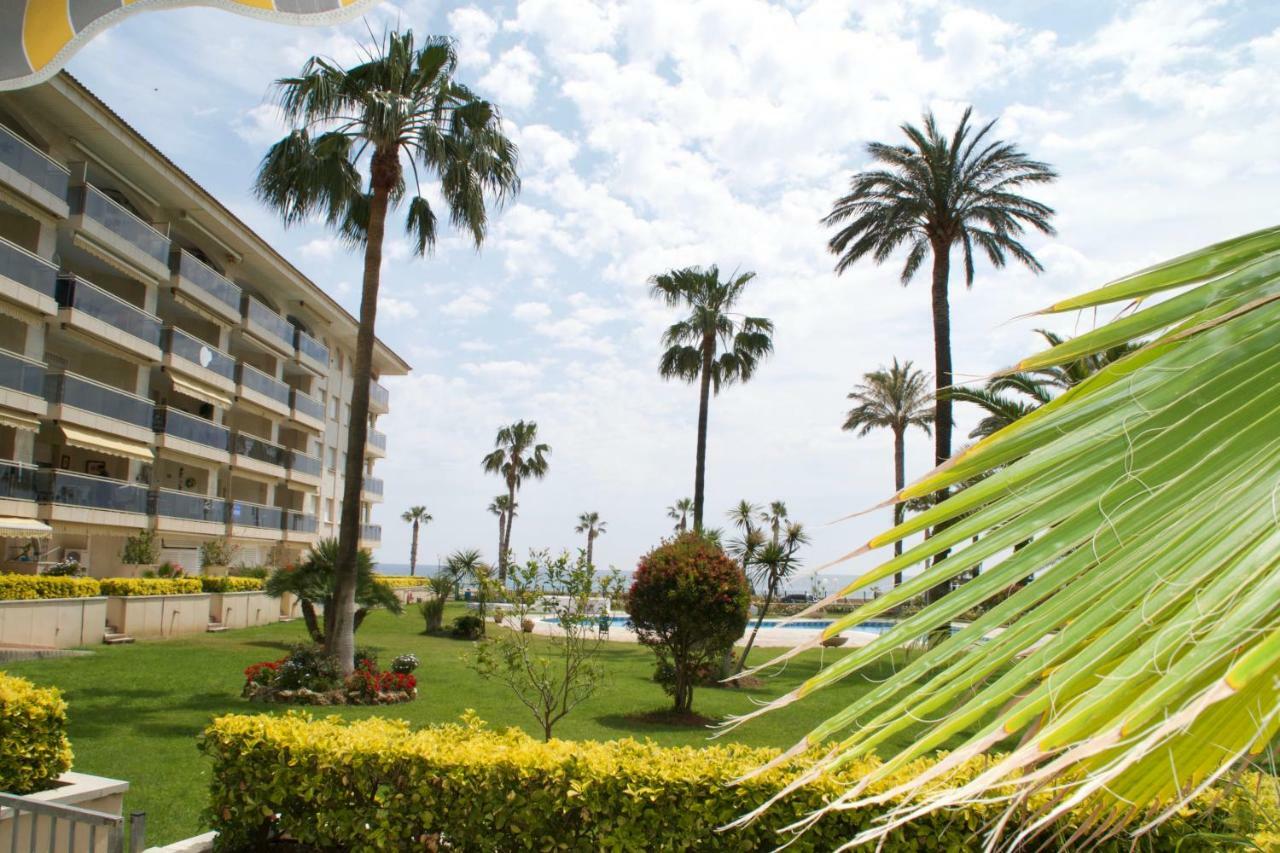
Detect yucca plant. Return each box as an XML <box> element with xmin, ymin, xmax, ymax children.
<box><xmin>728</xmin><ymin>226</ymin><xmax>1280</xmax><ymax>850</ymax></box>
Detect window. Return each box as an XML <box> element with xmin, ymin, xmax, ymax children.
<box><xmin>327</xmin><ymin>447</ymin><xmax>337</xmax><ymax>471</ymax></box>
<box><xmin>329</xmin><ymin>396</ymin><xmax>339</xmax><ymax>420</ymax></box>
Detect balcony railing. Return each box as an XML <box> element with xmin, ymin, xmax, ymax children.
<box><xmin>0</xmin><ymin>123</ymin><xmax>69</xmax><ymax>201</ymax></box>
<box><xmin>242</xmin><ymin>297</ymin><xmax>295</xmax><ymax>351</ymax></box>
<box><xmin>369</xmin><ymin>380</ymin><xmax>390</xmax><ymax>412</ymax></box>
<box><xmin>35</xmin><ymin>469</ymin><xmax>148</xmax><ymax>514</ymax></box>
<box><xmin>150</xmin><ymin>487</ymin><xmax>227</xmax><ymax>524</ymax></box>
<box><xmin>287</xmin><ymin>449</ymin><xmax>322</xmax><ymax>478</ymax></box>
<box><xmin>45</xmin><ymin>372</ymin><xmax>153</xmax><ymax>430</ymax></box>
<box><xmin>294</xmin><ymin>328</ymin><xmax>329</xmax><ymax>367</ymax></box>
<box><xmin>229</xmin><ymin>499</ymin><xmax>282</xmax><ymax>530</ymax></box>
<box><xmin>362</xmin><ymin>476</ymin><xmax>384</xmax><ymax>496</ymax></box>
<box><xmin>0</xmin><ymin>348</ymin><xmax>44</xmax><ymax>397</ymax></box>
<box><xmin>153</xmin><ymin>407</ymin><xmax>230</xmax><ymax>452</ymax></box>
<box><xmin>164</xmin><ymin>328</ymin><xmax>235</xmax><ymax>382</ymax></box>
<box><xmin>235</xmin><ymin>362</ymin><xmax>290</xmax><ymax>407</ymax></box>
<box><xmin>69</xmin><ymin>184</ymin><xmax>170</xmax><ymax>265</ymax></box>
<box><xmin>367</xmin><ymin>429</ymin><xmax>387</xmax><ymax>452</ymax></box>
<box><xmin>283</xmin><ymin>510</ymin><xmax>318</xmax><ymax>534</ymax></box>
<box><xmin>0</xmin><ymin>236</ymin><xmax>58</xmax><ymax>301</ymax></box>
<box><xmin>170</xmin><ymin>250</ymin><xmax>242</xmax><ymax>315</ymax></box>
<box><xmin>232</xmin><ymin>432</ymin><xmax>288</xmax><ymax>469</ymax></box>
<box><xmin>0</xmin><ymin>460</ymin><xmax>38</xmax><ymax>501</ymax></box>
<box><xmin>359</xmin><ymin>523</ymin><xmax>382</xmax><ymax>542</ymax></box>
<box><xmin>290</xmin><ymin>388</ymin><xmax>324</xmax><ymax>422</ymax></box>
<box><xmin>55</xmin><ymin>275</ymin><xmax>162</xmax><ymax>348</ymax></box>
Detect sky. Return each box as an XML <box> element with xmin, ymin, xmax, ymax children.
<box><xmin>65</xmin><ymin>0</ymin><xmax>1280</xmax><ymax>587</ymax></box>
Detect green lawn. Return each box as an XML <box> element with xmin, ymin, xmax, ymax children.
<box><xmin>5</xmin><ymin>605</ymin><xmax>939</xmax><ymax>845</ymax></box>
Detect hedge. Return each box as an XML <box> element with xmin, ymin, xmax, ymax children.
<box><xmin>0</xmin><ymin>574</ymin><xmax>101</xmax><ymax>600</ymax></box>
<box><xmin>371</xmin><ymin>575</ymin><xmax>426</xmax><ymax>588</ymax></box>
<box><xmin>98</xmin><ymin>578</ymin><xmax>203</xmax><ymax>597</ymax></box>
<box><xmin>200</xmin><ymin>576</ymin><xmax>266</xmax><ymax>593</ymax></box>
<box><xmin>200</xmin><ymin>713</ymin><xmax>1268</xmax><ymax>852</ymax></box>
<box><xmin>0</xmin><ymin>673</ymin><xmax>71</xmax><ymax>794</ymax></box>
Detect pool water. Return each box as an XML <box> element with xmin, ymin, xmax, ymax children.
<box><xmin>542</xmin><ymin>615</ymin><xmax>902</xmax><ymax>634</ymax></box>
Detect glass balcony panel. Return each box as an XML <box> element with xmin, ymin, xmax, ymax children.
<box><xmin>233</xmin><ymin>432</ymin><xmax>287</xmax><ymax>468</ymax></box>
<box><xmin>290</xmin><ymin>389</ymin><xmax>323</xmax><ymax>422</ymax></box>
<box><xmin>287</xmin><ymin>449</ymin><xmax>322</xmax><ymax>477</ymax></box>
<box><xmin>369</xmin><ymin>381</ymin><xmax>390</xmax><ymax>410</ymax></box>
<box><xmin>294</xmin><ymin>328</ymin><xmax>328</xmax><ymax>367</ymax></box>
<box><xmin>0</xmin><ymin>348</ymin><xmax>44</xmax><ymax>397</ymax></box>
<box><xmin>242</xmin><ymin>297</ymin><xmax>295</xmax><ymax>350</ymax></box>
<box><xmin>164</xmin><ymin>328</ymin><xmax>235</xmax><ymax>382</ymax></box>
<box><xmin>0</xmin><ymin>460</ymin><xmax>38</xmax><ymax>501</ymax></box>
<box><xmin>0</xmin><ymin>124</ymin><xmax>69</xmax><ymax>200</ymax></box>
<box><xmin>283</xmin><ymin>511</ymin><xmax>318</xmax><ymax>533</ymax></box>
<box><xmin>359</xmin><ymin>523</ymin><xmax>381</xmax><ymax>542</ymax></box>
<box><xmin>150</xmin><ymin>488</ymin><xmax>227</xmax><ymax>523</ymax></box>
<box><xmin>45</xmin><ymin>372</ymin><xmax>153</xmax><ymax>429</ymax></box>
<box><xmin>236</xmin><ymin>363</ymin><xmax>290</xmax><ymax>406</ymax></box>
<box><xmin>367</xmin><ymin>429</ymin><xmax>387</xmax><ymax>452</ymax></box>
<box><xmin>153</xmin><ymin>407</ymin><xmax>230</xmax><ymax>451</ymax></box>
<box><xmin>35</xmin><ymin>469</ymin><xmax>148</xmax><ymax>514</ymax></box>
<box><xmin>55</xmin><ymin>276</ymin><xmax>162</xmax><ymax>348</ymax></box>
<box><xmin>172</xmin><ymin>251</ymin><xmax>241</xmax><ymax>313</ymax></box>
<box><xmin>229</xmin><ymin>500</ymin><xmax>282</xmax><ymax>529</ymax></box>
<box><xmin>0</xmin><ymin>237</ymin><xmax>58</xmax><ymax>300</ymax></box>
<box><xmin>70</xmin><ymin>185</ymin><xmax>169</xmax><ymax>265</ymax></box>
<box><xmin>361</xmin><ymin>476</ymin><xmax>384</xmax><ymax>496</ymax></box>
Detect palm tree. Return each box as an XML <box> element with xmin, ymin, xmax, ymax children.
<box><xmin>650</xmin><ymin>266</ymin><xmax>774</xmax><ymax>531</ymax></box>
<box><xmin>843</xmin><ymin>359</ymin><xmax>934</xmax><ymax>585</ymax></box>
<box><xmin>737</xmin><ymin>522</ymin><xmax>808</xmax><ymax>673</ymax></box>
<box><xmin>667</xmin><ymin>498</ymin><xmax>694</xmax><ymax>534</ymax></box>
<box><xmin>481</xmin><ymin>421</ymin><xmax>550</xmax><ymax>583</ymax></box>
<box><xmin>445</xmin><ymin>548</ymin><xmax>489</xmax><ymax>634</ymax></box>
<box><xmin>824</xmin><ymin>107</ymin><xmax>1056</xmax><ymax>470</ymax></box>
<box><xmin>762</xmin><ymin>501</ymin><xmax>788</xmax><ymax>544</ymax></box>
<box><xmin>574</xmin><ymin>511</ymin><xmax>606</xmax><ymax>568</ymax></box>
<box><xmin>487</xmin><ymin>495</ymin><xmax>515</xmax><ymax>569</ymax></box>
<box><xmin>255</xmin><ymin>31</ymin><xmax>519</xmax><ymax>673</ymax></box>
<box><xmin>400</xmin><ymin>506</ymin><xmax>432</xmax><ymax>576</ymax></box>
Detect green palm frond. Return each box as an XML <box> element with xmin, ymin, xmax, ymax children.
<box><xmin>731</xmin><ymin>225</ymin><xmax>1280</xmax><ymax>850</ymax></box>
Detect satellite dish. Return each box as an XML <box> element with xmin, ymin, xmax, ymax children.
<box><xmin>198</xmin><ymin>345</ymin><xmax>213</xmax><ymax>367</ymax></box>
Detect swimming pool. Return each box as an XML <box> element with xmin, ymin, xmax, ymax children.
<box><xmin>542</xmin><ymin>615</ymin><xmax>902</xmax><ymax>635</ymax></box>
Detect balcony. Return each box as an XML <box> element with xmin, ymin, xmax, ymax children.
<box><xmin>366</xmin><ymin>428</ymin><xmax>387</xmax><ymax>458</ymax></box>
<box><xmin>369</xmin><ymin>380</ymin><xmax>390</xmax><ymax>414</ymax></box>
<box><xmin>153</xmin><ymin>407</ymin><xmax>230</xmax><ymax>464</ymax></box>
<box><xmin>169</xmin><ymin>250</ymin><xmax>242</xmax><ymax>324</ymax></box>
<box><xmin>228</xmin><ymin>499</ymin><xmax>283</xmax><ymax>539</ymax></box>
<box><xmin>359</xmin><ymin>523</ymin><xmax>382</xmax><ymax>545</ymax></box>
<box><xmin>286</xmin><ymin>448</ymin><xmax>322</xmax><ymax>487</ymax></box>
<box><xmin>240</xmin><ymin>296</ymin><xmax>295</xmax><ymax>358</ymax></box>
<box><xmin>150</xmin><ymin>487</ymin><xmax>227</xmax><ymax>534</ymax></box>
<box><xmin>0</xmin><ymin>348</ymin><xmax>47</xmax><ymax>420</ymax></box>
<box><xmin>35</xmin><ymin>469</ymin><xmax>149</xmax><ymax>525</ymax></box>
<box><xmin>55</xmin><ymin>275</ymin><xmax>162</xmax><ymax>362</ymax></box>
<box><xmin>293</xmin><ymin>328</ymin><xmax>329</xmax><ymax>375</ymax></box>
<box><xmin>230</xmin><ymin>431</ymin><xmax>287</xmax><ymax>478</ymax></box>
<box><xmin>0</xmin><ymin>236</ymin><xmax>58</xmax><ymax>316</ymax></box>
<box><xmin>67</xmin><ymin>184</ymin><xmax>170</xmax><ymax>281</ymax></box>
<box><xmin>162</xmin><ymin>328</ymin><xmax>236</xmax><ymax>397</ymax></box>
<box><xmin>282</xmin><ymin>509</ymin><xmax>319</xmax><ymax>543</ymax></box>
<box><xmin>361</xmin><ymin>476</ymin><xmax>384</xmax><ymax>503</ymax></box>
<box><xmin>234</xmin><ymin>362</ymin><xmax>290</xmax><ymax>417</ymax></box>
<box><xmin>0</xmin><ymin>460</ymin><xmax>38</xmax><ymax>505</ymax></box>
<box><xmin>0</xmin><ymin>123</ymin><xmax>69</xmax><ymax>217</ymax></box>
<box><xmin>45</xmin><ymin>372</ymin><xmax>155</xmax><ymax>445</ymax></box>
<box><xmin>289</xmin><ymin>388</ymin><xmax>324</xmax><ymax>432</ymax></box>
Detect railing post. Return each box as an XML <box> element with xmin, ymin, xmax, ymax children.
<box><xmin>128</xmin><ymin>812</ymin><xmax>145</xmax><ymax>853</ymax></box>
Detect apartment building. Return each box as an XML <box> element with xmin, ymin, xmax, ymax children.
<box><xmin>0</xmin><ymin>72</ymin><xmax>409</xmax><ymax>575</ymax></box>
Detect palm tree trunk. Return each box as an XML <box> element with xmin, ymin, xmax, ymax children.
<box><xmin>586</xmin><ymin>530</ymin><xmax>594</xmax><ymax>568</ymax></box>
<box><xmin>926</xmin><ymin>239</ymin><xmax>954</xmax><ymax>634</ymax></box>
<box><xmin>893</xmin><ymin>427</ymin><xmax>906</xmax><ymax>587</ymax></box>
<box><xmin>693</xmin><ymin>336</ymin><xmax>714</xmax><ymax>532</ymax></box>
<box><xmin>502</xmin><ymin>479</ymin><xmax>517</xmax><ymax>584</ymax></box>
<box><xmin>330</xmin><ymin>147</ymin><xmax>395</xmax><ymax>675</ymax></box>
<box><xmin>497</xmin><ymin>511</ymin><xmax>506</xmax><ymax>571</ymax></box>
<box><xmin>736</xmin><ymin>584</ymin><xmax>775</xmax><ymax>674</ymax></box>
<box><xmin>409</xmin><ymin>520</ymin><xmax>419</xmax><ymax>577</ymax></box>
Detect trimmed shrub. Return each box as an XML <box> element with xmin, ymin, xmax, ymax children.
<box><xmin>0</xmin><ymin>673</ymin><xmax>72</xmax><ymax>794</ymax></box>
<box><xmin>450</xmin><ymin>614</ymin><xmax>483</xmax><ymax>639</ymax></box>
<box><xmin>98</xmin><ymin>578</ymin><xmax>202</xmax><ymax>597</ymax></box>
<box><xmin>0</xmin><ymin>575</ymin><xmax>101</xmax><ymax>600</ymax></box>
<box><xmin>200</xmin><ymin>576</ymin><xmax>266</xmax><ymax>593</ymax></box>
<box><xmin>199</xmin><ymin>713</ymin><xmax>1266</xmax><ymax>852</ymax></box>
<box><xmin>120</xmin><ymin>529</ymin><xmax>158</xmax><ymax>565</ymax></box>
<box><xmin>372</xmin><ymin>574</ymin><xmax>426</xmax><ymax>588</ymax></box>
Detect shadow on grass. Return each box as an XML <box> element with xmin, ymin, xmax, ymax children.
<box><xmin>594</xmin><ymin>710</ymin><xmax>722</xmax><ymax>736</ymax></box>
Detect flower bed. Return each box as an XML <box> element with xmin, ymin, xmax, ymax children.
<box><xmin>0</xmin><ymin>575</ymin><xmax>101</xmax><ymax>600</ymax></box>
<box><xmin>200</xmin><ymin>576</ymin><xmax>265</xmax><ymax>593</ymax></box>
<box><xmin>242</xmin><ymin>647</ymin><xmax>417</xmax><ymax>706</ymax></box>
<box><xmin>371</xmin><ymin>575</ymin><xmax>426</xmax><ymax>588</ymax></box>
<box><xmin>99</xmin><ymin>578</ymin><xmax>202</xmax><ymax>596</ymax></box>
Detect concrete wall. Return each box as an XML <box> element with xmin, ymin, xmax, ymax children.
<box><xmin>0</xmin><ymin>598</ymin><xmax>106</xmax><ymax>648</ymax></box>
<box><xmin>105</xmin><ymin>594</ymin><xmax>210</xmax><ymax>638</ymax></box>
<box><xmin>208</xmin><ymin>592</ymin><xmax>276</xmax><ymax>630</ymax></box>
<box><xmin>0</xmin><ymin>771</ymin><xmax>128</xmax><ymax>853</ymax></box>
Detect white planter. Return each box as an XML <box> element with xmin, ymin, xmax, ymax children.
<box><xmin>0</xmin><ymin>598</ymin><xmax>107</xmax><ymax>648</ymax></box>
<box><xmin>105</xmin><ymin>594</ymin><xmax>212</xmax><ymax>638</ymax></box>
<box><xmin>208</xmin><ymin>592</ymin><xmax>277</xmax><ymax>629</ymax></box>
<box><xmin>0</xmin><ymin>771</ymin><xmax>128</xmax><ymax>853</ymax></box>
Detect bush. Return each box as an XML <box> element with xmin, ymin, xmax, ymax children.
<box><xmin>98</xmin><ymin>578</ymin><xmax>202</xmax><ymax>597</ymax></box>
<box><xmin>627</xmin><ymin>534</ymin><xmax>751</xmax><ymax>712</ymax></box>
<box><xmin>198</xmin><ymin>538</ymin><xmax>239</xmax><ymax>567</ymax></box>
<box><xmin>198</xmin><ymin>713</ymin><xmax>1268</xmax><ymax>852</ymax></box>
<box><xmin>265</xmin><ymin>539</ymin><xmax>401</xmax><ymax>644</ymax></box>
<box><xmin>228</xmin><ymin>565</ymin><xmax>269</xmax><ymax>579</ymax></box>
<box><xmin>450</xmin><ymin>614</ymin><xmax>483</xmax><ymax>640</ymax></box>
<box><xmin>390</xmin><ymin>654</ymin><xmax>419</xmax><ymax>674</ymax></box>
<box><xmin>0</xmin><ymin>575</ymin><xmax>100</xmax><ymax>601</ymax></box>
<box><xmin>120</xmin><ymin>530</ymin><xmax>158</xmax><ymax>565</ymax></box>
<box><xmin>372</xmin><ymin>574</ymin><xmax>426</xmax><ymax>588</ymax></box>
<box><xmin>243</xmin><ymin>646</ymin><xmax>415</xmax><ymax>706</ymax></box>
<box><xmin>40</xmin><ymin>558</ymin><xmax>83</xmax><ymax>577</ymax></box>
<box><xmin>0</xmin><ymin>673</ymin><xmax>72</xmax><ymax>794</ymax></box>
<box><xmin>141</xmin><ymin>561</ymin><xmax>186</xmax><ymax>579</ymax></box>
<box><xmin>200</xmin><ymin>576</ymin><xmax>266</xmax><ymax>593</ymax></box>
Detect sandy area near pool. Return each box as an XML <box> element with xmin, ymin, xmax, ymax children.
<box><xmin>503</xmin><ymin>615</ymin><xmax>881</xmax><ymax>649</ymax></box>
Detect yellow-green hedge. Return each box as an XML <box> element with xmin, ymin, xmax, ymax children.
<box><xmin>99</xmin><ymin>578</ymin><xmax>203</xmax><ymax>597</ymax></box>
<box><xmin>199</xmin><ymin>713</ymin><xmax>1264</xmax><ymax>852</ymax></box>
<box><xmin>371</xmin><ymin>574</ymin><xmax>425</xmax><ymax>588</ymax></box>
<box><xmin>200</xmin><ymin>576</ymin><xmax>265</xmax><ymax>593</ymax></box>
<box><xmin>0</xmin><ymin>673</ymin><xmax>71</xmax><ymax>794</ymax></box>
<box><xmin>0</xmin><ymin>574</ymin><xmax>101</xmax><ymax>600</ymax></box>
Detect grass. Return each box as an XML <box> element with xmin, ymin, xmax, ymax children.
<box><xmin>5</xmin><ymin>604</ymin><xmax>941</xmax><ymax>845</ymax></box>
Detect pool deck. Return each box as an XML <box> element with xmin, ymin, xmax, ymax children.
<box><xmin>511</xmin><ymin>615</ymin><xmax>882</xmax><ymax>649</ymax></box>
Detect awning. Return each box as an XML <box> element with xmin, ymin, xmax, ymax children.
<box><xmin>0</xmin><ymin>409</ymin><xmax>41</xmax><ymax>432</ymax></box>
<box><xmin>170</xmin><ymin>375</ymin><xmax>233</xmax><ymax>409</ymax></box>
<box><xmin>0</xmin><ymin>518</ymin><xmax>52</xmax><ymax>538</ymax></box>
<box><xmin>59</xmin><ymin>425</ymin><xmax>154</xmax><ymax>463</ymax></box>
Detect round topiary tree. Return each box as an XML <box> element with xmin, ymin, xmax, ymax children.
<box><xmin>627</xmin><ymin>533</ymin><xmax>751</xmax><ymax>713</ymax></box>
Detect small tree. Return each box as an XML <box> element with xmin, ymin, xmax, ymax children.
<box><xmin>445</xmin><ymin>549</ymin><xmax>492</xmax><ymax>636</ymax></box>
<box><xmin>121</xmin><ymin>530</ymin><xmax>158</xmax><ymax>565</ymax></box>
<box><xmin>737</xmin><ymin>521</ymin><xmax>809</xmax><ymax>673</ymax></box>
<box><xmin>265</xmin><ymin>539</ymin><xmax>402</xmax><ymax>643</ymax></box>
<box><xmin>418</xmin><ymin>566</ymin><xmax>459</xmax><ymax>634</ymax></box>
<box><xmin>627</xmin><ymin>533</ymin><xmax>750</xmax><ymax>713</ymax></box>
<box><xmin>472</xmin><ymin>550</ymin><xmax>605</xmax><ymax>740</ymax></box>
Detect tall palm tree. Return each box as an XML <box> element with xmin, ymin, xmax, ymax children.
<box><xmin>487</xmin><ymin>495</ymin><xmax>515</xmax><ymax>570</ymax></box>
<box><xmin>574</xmin><ymin>511</ymin><xmax>606</xmax><ymax>568</ymax></box>
<box><xmin>400</xmin><ymin>506</ymin><xmax>432</xmax><ymax>576</ymax></box>
<box><xmin>824</xmin><ymin>107</ymin><xmax>1056</xmax><ymax>470</ymax></box>
<box><xmin>667</xmin><ymin>498</ymin><xmax>694</xmax><ymax>534</ymax></box>
<box><xmin>650</xmin><ymin>266</ymin><xmax>774</xmax><ymax>531</ymax></box>
<box><xmin>255</xmin><ymin>31</ymin><xmax>519</xmax><ymax>673</ymax></box>
<box><xmin>762</xmin><ymin>501</ymin><xmax>788</xmax><ymax>544</ymax></box>
<box><xmin>843</xmin><ymin>359</ymin><xmax>933</xmax><ymax>586</ymax></box>
<box><xmin>481</xmin><ymin>420</ymin><xmax>550</xmax><ymax>583</ymax></box>
<box><xmin>737</xmin><ymin>521</ymin><xmax>808</xmax><ymax>673</ymax></box>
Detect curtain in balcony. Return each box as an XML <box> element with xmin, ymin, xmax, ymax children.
<box><xmin>58</xmin><ymin>425</ymin><xmax>153</xmax><ymax>462</ymax></box>
<box><xmin>0</xmin><ymin>0</ymin><xmax>381</xmax><ymax>91</ymax></box>
<box><xmin>0</xmin><ymin>409</ymin><xmax>40</xmax><ymax>432</ymax></box>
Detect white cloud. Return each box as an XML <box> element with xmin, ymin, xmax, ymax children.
<box><xmin>449</xmin><ymin>7</ymin><xmax>499</xmax><ymax>67</ymax></box>
<box><xmin>440</xmin><ymin>289</ymin><xmax>493</xmax><ymax>319</ymax></box>
<box><xmin>298</xmin><ymin>237</ymin><xmax>342</xmax><ymax>260</ymax></box>
<box><xmin>232</xmin><ymin>103</ymin><xmax>288</xmax><ymax>145</ymax></box>
<box><xmin>378</xmin><ymin>296</ymin><xmax>420</xmax><ymax>322</ymax></box>
<box><xmin>513</xmin><ymin>301</ymin><xmax>552</xmax><ymax>321</ymax></box>
<box><xmin>459</xmin><ymin>338</ymin><xmax>494</xmax><ymax>352</ymax></box>
<box><xmin>462</xmin><ymin>359</ymin><xmax>543</xmax><ymax>380</ymax></box>
<box><xmin>480</xmin><ymin>46</ymin><xmax>543</xmax><ymax>109</ymax></box>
